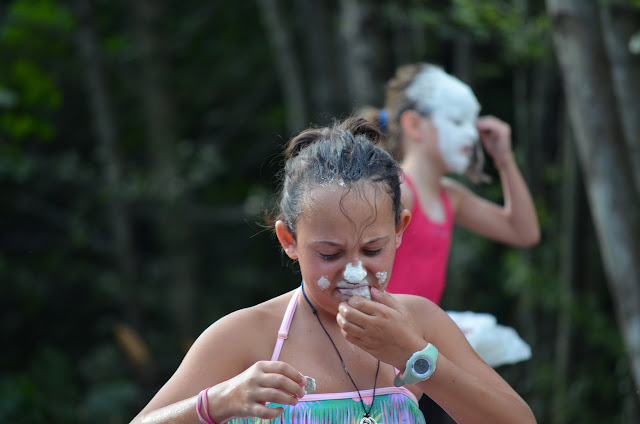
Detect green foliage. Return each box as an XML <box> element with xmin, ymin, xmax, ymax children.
<box><xmin>0</xmin><ymin>347</ymin><xmax>78</xmax><ymax>423</ymax></box>
<box><xmin>0</xmin><ymin>0</ymin><xmax>73</xmax><ymax>143</ymax></box>
<box><xmin>450</xmin><ymin>0</ymin><xmax>552</xmax><ymax>65</ymax></box>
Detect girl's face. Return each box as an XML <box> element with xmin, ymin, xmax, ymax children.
<box><xmin>276</xmin><ymin>183</ymin><xmax>410</xmax><ymax>316</ymax></box>
<box><xmin>428</xmin><ymin>75</ymin><xmax>480</xmax><ymax>174</ymax></box>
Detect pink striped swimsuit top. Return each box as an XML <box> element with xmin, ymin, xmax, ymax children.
<box><xmin>227</xmin><ymin>287</ymin><xmax>426</xmax><ymax>423</ymax></box>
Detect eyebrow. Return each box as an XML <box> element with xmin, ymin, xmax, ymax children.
<box><xmin>311</xmin><ymin>236</ymin><xmax>389</xmax><ymax>247</ymax></box>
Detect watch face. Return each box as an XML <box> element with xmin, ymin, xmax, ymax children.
<box><xmin>413</xmin><ymin>358</ymin><xmax>431</xmax><ymax>376</ymax></box>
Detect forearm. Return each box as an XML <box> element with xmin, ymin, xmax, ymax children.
<box><xmin>130</xmin><ymin>395</ymin><xmax>203</xmax><ymax>424</ymax></box>
<box><xmin>130</xmin><ymin>387</ymin><xmax>236</xmax><ymax>424</ymax></box>
<box><xmin>495</xmin><ymin>152</ymin><xmax>540</xmax><ymax>246</ymax></box>
<box><xmin>418</xmin><ymin>354</ymin><xmax>536</xmax><ymax>424</ymax></box>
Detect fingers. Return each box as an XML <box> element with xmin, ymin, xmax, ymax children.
<box><xmin>477</xmin><ymin>117</ymin><xmax>510</xmax><ymax>140</ymax></box>
<box><xmin>337</xmin><ymin>290</ymin><xmax>402</xmax><ymax>337</ymax></box>
<box><xmin>370</xmin><ymin>287</ymin><xmax>402</xmax><ymax>309</ymax></box>
<box><xmin>253</xmin><ymin>361</ymin><xmax>306</xmax><ymax>399</ymax></box>
<box><xmin>213</xmin><ymin>361</ymin><xmax>312</xmax><ymax>422</ymax></box>
<box><xmin>337</xmin><ymin>304</ymin><xmax>366</xmax><ymax>333</ymax></box>
<box><xmin>337</xmin><ymin>289</ymin><xmax>405</xmax><ymax>327</ymax></box>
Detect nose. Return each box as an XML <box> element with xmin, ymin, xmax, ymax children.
<box><xmin>344</xmin><ymin>260</ymin><xmax>367</xmax><ymax>283</ymax></box>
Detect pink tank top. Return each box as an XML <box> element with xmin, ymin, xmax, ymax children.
<box><xmin>386</xmin><ymin>175</ymin><xmax>453</xmax><ymax>304</ymax></box>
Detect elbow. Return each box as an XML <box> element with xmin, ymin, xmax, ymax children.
<box><xmin>522</xmin><ymin>405</ymin><xmax>538</xmax><ymax>424</ymax></box>
<box><xmin>521</xmin><ymin>228</ymin><xmax>541</xmax><ymax>247</ymax></box>
<box><xmin>511</xmin><ymin>224</ymin><xmax>541</xmax><ymax>248</ymax></box>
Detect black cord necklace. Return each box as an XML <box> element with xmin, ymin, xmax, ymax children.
<box><xmin>301</xmin><ymin>284</ymin><xmax>380</xmax><ymax>424</ymax></box>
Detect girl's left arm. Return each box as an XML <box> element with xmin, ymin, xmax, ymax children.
<box><xmin>412</xmin><ymin>300</ymin><xmax>537</xmax><ymax>424</ymax></box>
<box><xmin>337</xmin><ymin>289</ymin><xmax>537</xmax><ymax>424</ymax></box>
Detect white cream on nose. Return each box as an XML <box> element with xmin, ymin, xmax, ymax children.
<box><xmin>344</xmin><ymin>260</ymin><xmax>367</xmax><ymax>283</ymax></box>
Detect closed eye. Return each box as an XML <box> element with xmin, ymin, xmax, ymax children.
<box><xmin>319</xmin><ymin>252</ymin><xmax>340</xmax><ymax>260</ymax></box>
<box><xmin>363</xmin><ymin>248</ymin><xmax>383</xmax><ymax>256</ymax></box>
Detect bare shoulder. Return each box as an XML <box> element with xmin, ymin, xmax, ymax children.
<box><xmin>441</xmin><ymin>176</ymin><xmax>470</xmax><ymax>197</ymax></box>
<box><xmin>400</xmin><ymin>178</ymin><xmax>414</xmax><ymax>211</ymax></box>
<box><xmin>135</xmin><ymin>290</ymin><xmax>297</xmax><ymax>414</ymax></box>
<box><xmin>392</xmin><ymin>292</ymin><xmax>474</xmax><ymax>358</ymax></box>
<box><xmin>183</xmin><ymin>290</ymin><xmax>295</xmax><ymax>377</ymax></box>
<box><xmin>393</xmin><ymin>292</ymin><xmax>447</xmax><ymax>322</ymax></box>
<box><xmin>441</xmin><ymin>176</ymin><xmax>474</xmax><ymax>214</ymax></box>
<box><xmin>205</xmin><ymin>290</ymin><xmax>292</xmax><ymax>343</ymax></box>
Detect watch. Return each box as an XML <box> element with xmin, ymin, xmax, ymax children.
<box><xmin>394</xmin><ymin>343</ymin><xmax>438</xmax><ymax>386</ymax></box>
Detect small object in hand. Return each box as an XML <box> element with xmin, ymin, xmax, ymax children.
<box><xmin>303</xmin><ymin>376</ymin><xmax>316</xmax><ymax>394</ymax></box>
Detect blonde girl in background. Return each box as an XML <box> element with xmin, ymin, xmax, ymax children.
<box><xmin>360</xmin><ymin>62</ymin><xmax>540</xmax><ymax>305</ymax></box>
<box><xmin>360</xmin><ymin>63</ymin><xmax>540</xmax><ymax>423</ymax></box>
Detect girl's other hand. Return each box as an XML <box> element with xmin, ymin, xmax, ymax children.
<box><xmin>209</xmin><ymin>361</ymin><xmax>306</xmax><ymax>423</ymax></box>
<box><xmin>336</xmin><ymin>288</ymin><xmax>426</xmax><ymax>369</ymax></box>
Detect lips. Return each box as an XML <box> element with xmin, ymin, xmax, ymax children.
<box><xmin>337</xmin><ymin>284</ymin><xmax>371</xmax><ymax>300</ymax></box>
<box><xmin>461</xmin><ymin>145</ymin><xmax>474</xmax><ymax>156</ymax></box>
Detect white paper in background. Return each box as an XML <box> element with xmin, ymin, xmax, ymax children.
<box><xmin>446</xmin><ymin>311</ymin><xmax>532</xmax><ymax>368</ymax></box>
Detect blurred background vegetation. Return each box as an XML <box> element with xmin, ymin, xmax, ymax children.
<box><xmin>1</xmin><ymin>0</ymin><xmax>639</xmax><ymax>423</ymax></box>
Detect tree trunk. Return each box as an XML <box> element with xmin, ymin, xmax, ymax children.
<box><xmin>339</xmin><ymin>0</ymin><xmax>378</xmax><ymax>109</ymax></box>
<box><xmin>452</xmin><ymin>33</ymin><xmax>472</xmax><ymax>84</ymax></box>
<box><xmin>75</xmin><ymin>0</ymin><xmax>139</xmax><ymax>321</ymax></box>
<box><xmin>511</xmin><ymin>66</ymin><xmax>541</xmax><ymax>413</ymax></box>
<box><xmin>598</xmin><ymin>1</ymin><xmax>640</xmax><ymax>195</ymax></box>
<box><xmin>546</xmin><ymin>0</ymin><xmax>640</xmax><ymax>394</ymax></box>
<box><xmin>257</xmin><ymin>0</ymin><xmax>307</xmax><ymax>135</ymax></box>
<box><xmin>133</xmin><ymin>0</ymin><xmax>197</xmax><ymax>349</ymax></box>
<box><xmin>293</xmin><ymin>0</ymin><xmax>335</xmax><ymax>123</ymax></box>
<box><xmin>552</xmin><ymin>113</ymin><xmax>578</xmax><ymax>424</ymax></box>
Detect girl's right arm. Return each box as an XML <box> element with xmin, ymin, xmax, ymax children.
<box><xmin>129</xmin><ymin>310</ymin><xmax>306</xmax><ymax>424</ymax></box>
<box><xmin>444</xmin><ymin>115</ymin><xmax>540</xmax><ymax>248</ymax></box>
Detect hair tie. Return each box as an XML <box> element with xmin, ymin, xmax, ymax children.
<box><xmin>378</xmin><ymin>109</ymin><xmax>388</xmax><ymax>132</ymax></box>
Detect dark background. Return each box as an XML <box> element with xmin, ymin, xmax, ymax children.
<box><xmin>1</xmin><ymin>1</ymin><xmax>639</xmax><ymax>423</ymax></box>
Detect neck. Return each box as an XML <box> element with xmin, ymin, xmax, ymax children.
<box><xmin>402</xmin><ymin>153</ymin><xmax>443</xmax><ymax>194</ymax></box>
<box><xmin>301</xmin><ymin>284</ymin><xmax>380</xmax><ymax>419</ymax></box>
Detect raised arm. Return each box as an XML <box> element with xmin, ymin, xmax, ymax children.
<box><xmin>444</xmin><ymin>115</ymin><xmax>540</xmax><ymax>247</ymax></box>
<box><xmin>337</xmin><ymin>288</ymin><xmax>537</xmax><ymax>424</ymax></box>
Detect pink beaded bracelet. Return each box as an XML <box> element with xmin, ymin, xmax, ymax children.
<box><xmin>196</xmin><ymin>387</ymin><xmax>216</xmax><ymax>424</ymax></box>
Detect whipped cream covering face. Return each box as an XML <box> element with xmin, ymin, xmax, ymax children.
<box><xmin>407</xmin><ymin>67</ymin><xmax>480</xmax><ymax>174</ymax></box>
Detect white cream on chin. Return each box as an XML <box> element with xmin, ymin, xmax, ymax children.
<box><xmin>317</xmin><ymin>276</ymin><xmax>330</xmax><ymax>289</ymax></box>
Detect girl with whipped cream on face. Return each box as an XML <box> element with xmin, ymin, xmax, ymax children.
<box><xmin>129</xmin><ymin>117</ymin><xmax>536</xmax><ymax>424</ymax></box>
<box><xmin>361</xmin><ymin>63</ymin><xmax>540</xmax><ymax>305</ymax></box>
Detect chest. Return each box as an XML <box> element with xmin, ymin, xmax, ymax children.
<box><xmin>276</xmin><ymin>318</ymin><xmax>397</xmax><ymax>393</ymax></box>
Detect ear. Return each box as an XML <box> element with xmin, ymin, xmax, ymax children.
<box><xmin>399</xmin><ymin>109</ymin><xmax>425</xmax><ymax>141</ymax></box>
<box><xmin>394</xmin><ymin>209</ymin><xmax>412</xmax><ymax>249</ymax></box>
<box><xmin>275</xmin><ymin>220</ymin><xmax>298</xmax><ymax>259</ymax></box>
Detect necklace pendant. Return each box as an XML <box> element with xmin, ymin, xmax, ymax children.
<box><xmin>360</xmin><ymin>417</ymin><xmax>377</xmax><ymax>424</ymax></box>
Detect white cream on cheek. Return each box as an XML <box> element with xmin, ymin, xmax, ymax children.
<box><xmin>344</xmin><ymin>260</ymin><xmax>367</xmax><ymax>283</ymax></box>
<box><xmin>317</xmin><ymin>276</ymin><xmax>330</xmax><ymax>289</ymax></box>
<box><xmin>375</xmin><ymin>271</ymin><xmax>388</xmax><ymax>285</ymax></box>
